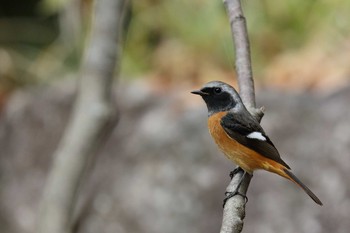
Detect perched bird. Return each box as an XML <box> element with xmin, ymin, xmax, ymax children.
<box><xmin>191</xmin><ymin>81</ymin><xmax>322</xmax><ymax>206</ymax></box>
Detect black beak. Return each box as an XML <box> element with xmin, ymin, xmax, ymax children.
<box><xmin>191</xmin><ymin>90</ymin><xmax>208</xmax><ymax>96</ymax></box>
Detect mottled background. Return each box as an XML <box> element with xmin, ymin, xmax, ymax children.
<box><xmin>1</xmin><ymin>0</ymin><xmax>350</xmax><ymax>233</ymax></box>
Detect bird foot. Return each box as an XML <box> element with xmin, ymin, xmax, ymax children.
<box><xmin>229</xmin><ymin>167</ymin><xmax>243</xmax><ymax>179</ymax></box>
<box><xmin>223</xmin><ymin>191</ymin><xmax>248</xmax><ymax>208</ymax></box>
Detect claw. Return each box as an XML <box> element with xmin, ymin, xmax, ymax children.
<box><xmin>223</xmin><ymin>191</ymin><xmax>248</xmax><ymax>207</ymax></box>
<box><xmin>229</xmin><ymin>167</ymin><xmax>243</xmax><ymax>179</ymax></box>
<box><xmin>223</xmin><ymin>169</ymin><xmax>250</xmax><ymax>208</ymax></box>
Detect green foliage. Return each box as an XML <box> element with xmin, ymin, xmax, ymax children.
<box><xmin>122</xmin><ymin>0</ymin><xmax>350</xmax><ymax>76</ymax></box>
<box><xmin>38</xmin><ymin>0</ymin><xmax>70</xmax><ymax>15</ymax></box>
<box><xmin>122</xmin><ymin>0</ymin><xmax>233</xmax><ymax>76</ymax></box>
<box><xmin>1</xmin><ymin>0</ymin><xmax>350</xmax><ymax>87</ymax></box>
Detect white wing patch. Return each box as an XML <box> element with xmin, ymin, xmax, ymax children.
<box><xmin>246</xmin><ymin>132</ymin><xmax>266</xmax><ymax>141</ymax></box>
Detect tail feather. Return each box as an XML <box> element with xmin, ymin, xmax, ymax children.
<box><xmin>283</xmin><ymin>169</ymin><xmax>323</xmax><ymax>206</ymax></box>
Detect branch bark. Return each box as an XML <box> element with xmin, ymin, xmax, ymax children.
<box><xmin>220</xmin><ymin>0</ymin><xmax>264</xmax><ymax>233</ymax></box>
<box><xmin>37</xmin><ymin>1</ymin><xmax>128</xmax><ymax>233</ymax></box>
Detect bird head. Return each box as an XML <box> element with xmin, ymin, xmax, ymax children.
<box><xmin>191</xmin><ymin>81</ymin><xmax>244</xmax><ymax>116</ymax></box>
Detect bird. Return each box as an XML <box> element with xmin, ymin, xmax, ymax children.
<box><xmin>191</xmin><ymin>80</ymin><xmax>322</xmax><ymax>206</ymax></box>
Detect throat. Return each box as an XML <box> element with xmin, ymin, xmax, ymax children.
<box><xmin>208</xmin><ymin>108</ymin><xmax>229</xmax><ymax>117</ymax></box>
<box><xmin>207</xmin><ymin>111</ymin><xmax>228</xmax><ymax>134</ymax></box>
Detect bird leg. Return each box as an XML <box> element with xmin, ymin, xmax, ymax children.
<box><xmin>229</xmin><ymin>166</ymin><xmax>243</xmax><ymax>179</ymax></box>
<box><xmin>223</xmin><ymin>170</ymin><xmax>249</xmax><ymax>207</ymax></box>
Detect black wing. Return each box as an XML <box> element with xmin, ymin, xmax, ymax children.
<box><xmin>221</xmin><ymin>111</ymin><xmax>290</xmax><ymax>169</ymax></box>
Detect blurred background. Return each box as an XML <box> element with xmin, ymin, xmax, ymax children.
<box><xmin>0</xmin><ymin>0</ymin><xmax>350</xmax><ymax>232</ymax></box>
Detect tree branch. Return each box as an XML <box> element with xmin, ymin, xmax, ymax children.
<box><xmin>220</xmin><ymin>0</ymin><xmax>264</xmax><ymax>233</ymax></box>
<box><xmin>37</xmin><ymin>1</ymin><xmax>128</xmax><ymax>233</ymax></box>
<box><xmin>223</xmin><ymin>0</ymin><xmax>264</xmax><ymax>120</ymax></box>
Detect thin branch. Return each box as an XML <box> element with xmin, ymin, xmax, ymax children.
<box><xmin>221</xmin><ymin>173</ymin><xmax>251</xmax><ymax>233</ymax></box>
<box><xmin>37</xmin><ymin>1</ymin><xmax>128</xmax><ymax>233</ymax></box>
<box><xmin>223</xmin><ymin>0</ymin><xmax>264</xmax><ymax>120</ymax></box>
<box><xmin>220</xmin><ymin>0</ymin><xmax>263</xmax><ymax>233</ymax></box>
<box><xmin>226</xmin><ymin>1</ymin><xmax>254</xmax><ymax>107</ymax></box>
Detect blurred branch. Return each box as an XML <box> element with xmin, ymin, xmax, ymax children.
<box><xmin>37</xmin><ymin>0</ymin><xmax>128</xmax><ymax>233</ymax></box>
<box><xmin>220</xmin><ymin>1</ymin><xmax>263</xmax><ymax>233</ymax></box>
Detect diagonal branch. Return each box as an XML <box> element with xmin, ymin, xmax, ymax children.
<box><xmin>220</xmin><ymin>0</ymin><xmax>264</xmax><ymax>233</ymax></box>
<box><xmin>37</xmin><ymin>1</ymin><xmax>128</xmax><ymax>233</ymax></box>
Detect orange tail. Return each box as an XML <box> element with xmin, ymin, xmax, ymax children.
<box><xmin>282</xmin><ymin>169</ymin><xmax>323</xmax><ymax>206</ymax></box>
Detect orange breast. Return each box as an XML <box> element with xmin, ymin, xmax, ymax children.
<box><xmin>208</xmin><ymin>112</ymin><xmax>285</xmax><ymax>175</ymax></box>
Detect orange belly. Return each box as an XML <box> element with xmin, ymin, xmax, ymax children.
<box><xmin>208</xmin><ymin>112</ymin><xmax>285</xmax><ymax>175</ymax></box>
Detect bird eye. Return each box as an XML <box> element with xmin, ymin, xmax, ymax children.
<box><xmin>214</xmin><ymin>87</ymin><xmax>222</xmax><ymax>94</ymax></box>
